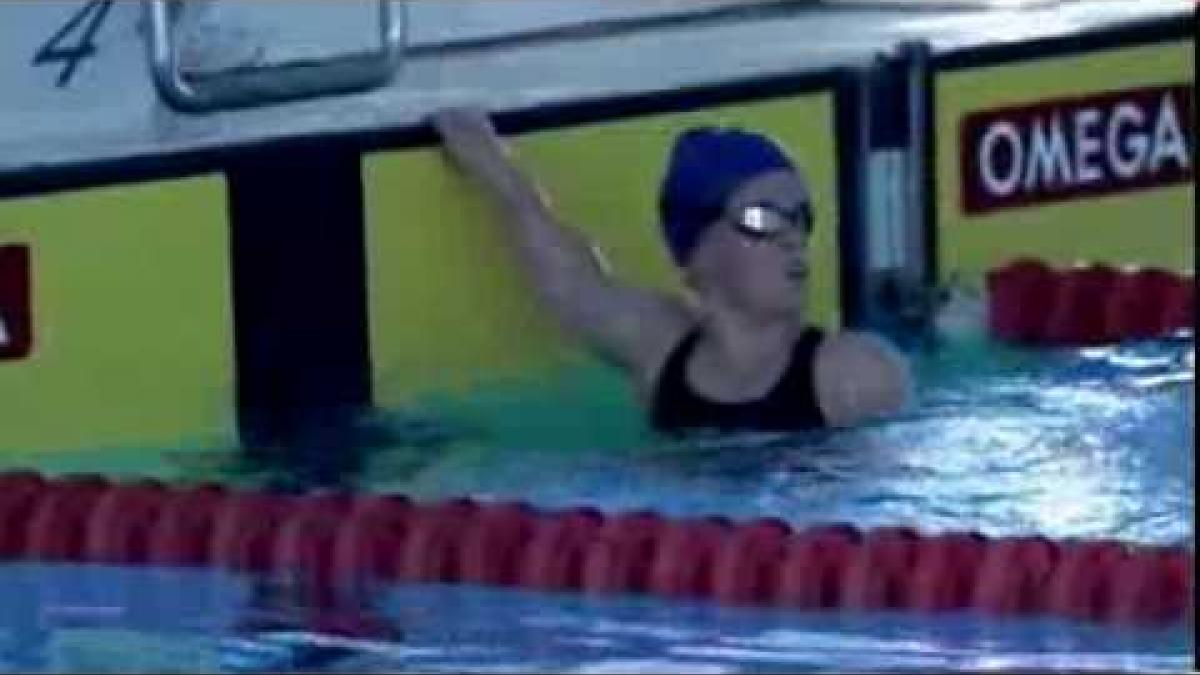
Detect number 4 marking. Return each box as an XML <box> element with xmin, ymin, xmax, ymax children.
<box><xmin>33</xmin><ymin>0</ymin><xmax>114</xmax><ymax>88</ymax></box>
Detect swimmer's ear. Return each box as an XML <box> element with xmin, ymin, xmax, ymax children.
<box><xmin>681</xmin><ymin>266</ymin><xmax>699</xmax><ymax>291</ymax></box>
<box><xmin>677</xmin><ymin>254</ymin><xmax>706</xmax><ymax>294</ymax></box>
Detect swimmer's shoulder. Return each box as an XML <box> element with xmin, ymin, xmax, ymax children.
<box><xmin>812</xmin><ymin>330</ymin><xmax>913</xmax><ymax>428</ymax></box>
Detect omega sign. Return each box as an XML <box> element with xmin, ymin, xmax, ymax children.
<box><xmin>961</xmin><ymin>84</ymin><xmax>1194</xmax><ymax>214</ymax></box>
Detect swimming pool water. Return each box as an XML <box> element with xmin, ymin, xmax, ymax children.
<box><xmin>0</xmin><ymin>335</ymin><xmax>1193</xmax><ymax>672</ymax></box>
<box><xmin>363</xmin><ymin>335</ymin><xmax>1194</xmax><ymax>547</ymax></box>
<box><xmin>0</xmin><ymin>565</ymin><xmax>1190</xmax><ymax>673</ymax></box>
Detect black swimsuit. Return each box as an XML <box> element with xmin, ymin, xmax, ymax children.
<box><xmin>651</xmin><ymin>327</ymin><xmax>827</xmax><ymax>433</ymax></box>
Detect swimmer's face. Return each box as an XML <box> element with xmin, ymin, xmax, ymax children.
<box><xmin>687</xmin><ymin>169</ymin><xmax>813</xmax><ymax>319</ymax></box>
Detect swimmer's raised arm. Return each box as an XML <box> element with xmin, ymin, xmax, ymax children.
<box><xmin>431</xmin><ymin>107</ymin><xmax>689</xmax><ymax>377</ymax></box>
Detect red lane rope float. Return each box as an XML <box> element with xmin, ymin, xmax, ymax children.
<box><xmin>0</xmin><ymin>472</ymin><xmax>1191</xmax><ymax>626</ymax></box>
<box><xmin>85</xmin><ymin>479</ymin><xmax>169</xmax><ymax>565</ymax></box>
<box><xmin>520</xmin><ymin>506</ymin><xmax>607</xmax><ymax>592</ymax></box>
<box><xmin>460</xmin><ymin>501</ymin><xmax>540</xmax><ymax>587</ymax></box>
<box><xmin>987</xmin><ymin>259</ymin><xmax>1194</xmax><ymax>345</ymax></box>
<box><xmin>582</xmin><ymin>510</ymin><xmax>664</xmax><ymax>596</ymax></box>
<box><xmin>776</xmin><ymin>524</ymin><xmax>861</xmax><ymax>610</ymax></box>
<box><xmin>0</xmin><ymin>471</ymin><xmax>47</xmax><ymax>558</ymax></box>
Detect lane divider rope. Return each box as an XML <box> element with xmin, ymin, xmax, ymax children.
<box><xmin>0</xmin><ymin>471</ymin><xmax>1191</xmax><ymax>625</ymax></box>
<box><xmin>987</xmin><ymin>259</ymin><xmax>1193</xmax><ymax>345</ymax></box>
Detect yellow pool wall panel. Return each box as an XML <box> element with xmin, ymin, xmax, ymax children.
<box><xmin>935</xmin><ymin>39</ymin><xmax>1195</xmax><ymax>285</ymax></box>
<box><xmin>0</xmin><ymin>178</ymin><xmax>237</xmax><ymax>454</ymax></box>
<box><xmin>365</xmin><ymin>94</ymin><xmax>841</xmax><ymax>407</ymax></box>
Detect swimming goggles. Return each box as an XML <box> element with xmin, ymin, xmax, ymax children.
<box><xmin>730</xmin><ymin>203</ymin><xmax>814</xmax><ymax>240</ymax></box>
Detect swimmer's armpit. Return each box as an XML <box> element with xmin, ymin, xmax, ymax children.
<box><xmin>814</xmin><ymin>331</ymin><xmax>914</xmax><ymax>428</ymax></box>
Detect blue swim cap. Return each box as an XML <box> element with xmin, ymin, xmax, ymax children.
<box><xmin>659</xmin><ymin>127</ymin><xmax>796</xmax><ymax>266</ymax></box>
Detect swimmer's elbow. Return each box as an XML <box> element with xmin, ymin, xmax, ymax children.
<box><xmin>816</xmin><ymin>332</ymin><xmax>913</xmax><ymax>429</ymax></box>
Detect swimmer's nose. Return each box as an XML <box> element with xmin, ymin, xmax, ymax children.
<box><xmin>777</xmin><ymin>239</ymin><xmax>810</xmax><ymax>269</ymax></box>
<box><xmin>776</xmin><ymin>225</ymin><xmax>807</xmax><ymax>251</ymax></box>
<box><xmin>774</xmin><ymin>235</ymin><xmax>798</xmax><ymax>255</ymax></box>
